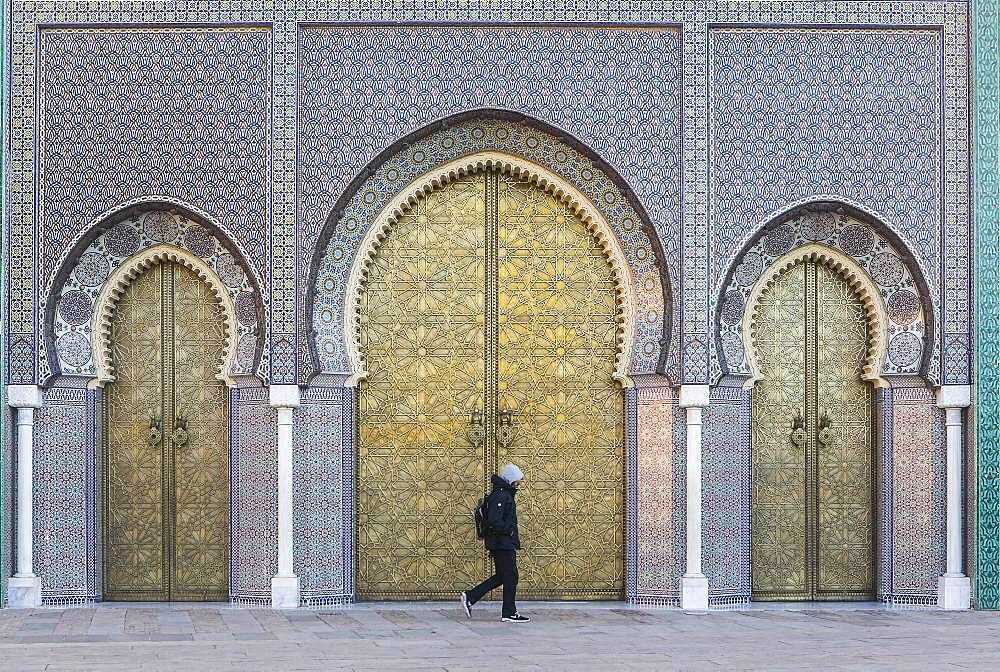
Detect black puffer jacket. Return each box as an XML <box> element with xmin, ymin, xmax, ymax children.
<box><xmin>484</xmin><ymin>474</ymin><xmax>521</xmax><ymax>552</ymax></box>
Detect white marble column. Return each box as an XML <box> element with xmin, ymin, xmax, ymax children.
<box><xmin>679</xmin><ymin>384</ymin><xmax>710</xmax><ymax>611</ymax></box>
<box><xmin>269</xmin><ymin>384</ymin><xmax>301</xmax><ymax>609</ymax></box>
<box><xmin>936</xmin><ymin>384</ymin><xmax>972</xmax><ymax>610</ymax></box>
<box><xmin>6</xmin><ymin>385</ymin><xmax>43</xmax><ymax>607</ymax></box>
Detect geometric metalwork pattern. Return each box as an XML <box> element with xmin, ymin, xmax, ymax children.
<box><xmin>104</xmin><ymin>261</ymin><xmax>229</xmax><ymax>601</ymax></box>
<box><xmin>751</xmin><ymin>259</ymin><xmax>874</xmax><ymax>600</ymax></box>
<box><xmin>357</xmin><ymin>169</ymin><xmax>623</xmax><ymax>599</ymax></box>
<box><xmin>356</xmin><ymin>174</ymin><xmax>488</xmax><ymax>599</ymax></box>
<box><xmin>495</xmin><ymin>172</ymin><xmax>624</xmax><ymax>600</ymax></box>
<box><xmin>975</xmin><ymin>0</ymin><xmax>1000</xmax><ymax>610</ymax></box>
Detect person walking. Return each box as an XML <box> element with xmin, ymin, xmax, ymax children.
<box><xmin>460</xmin><ymin>464</ymin><xmax>530</xmax><ymax>623</ymax></box>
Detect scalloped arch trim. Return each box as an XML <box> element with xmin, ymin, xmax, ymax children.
<box><xmin>90</xmin><ymin>244</ymin><xmax>239</xmax><ymax>388</ymax></box>
<box><xmin>343</xmin><ymin>151</ymin><xmax>636</xmax><ymax>386</ymax></box>
<box><xmin>742</xmin><ymin>243</ymin><xmax>889</xmax><ymax>389</ymax></box>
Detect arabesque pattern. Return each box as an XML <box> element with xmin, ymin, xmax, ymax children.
<box><xmin>356</xmin><ymin>175</ymin><xmax>488</xmax><ymax>599</ymax></box>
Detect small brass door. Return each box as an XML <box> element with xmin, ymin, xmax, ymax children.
<box><xmin>104</xmin><ymin>261</ymin><xmax>229</xmax><ymax>601</ymax></box>
<box><xmin>751</xmin><ymin>259</ymin><xmax>875</xmax><ymax>600</ymax></box>
<box><xmin>357</xmin><ymin>168</ymin><xmax>624</xmax><ymax>600</ymax></box>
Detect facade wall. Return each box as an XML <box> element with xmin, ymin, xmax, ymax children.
<box><xmin>3</xmin><ymin>1</ymin><xmax>973</xmax><ymax>606</ymax></box>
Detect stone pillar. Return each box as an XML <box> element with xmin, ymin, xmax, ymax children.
<box><xmin>269</xmin><ymin>384</ymin><xmax>301</xmax><ymax>609</ymax></box>
<box><xmin>679</xmin><ymin>384</ymin><xmax>710</xmax><ymax>611</ymax></box>
<box><xmin>936</xmin><ymin>384</ymin><xmax>972</xmax><ymax>610</ymax></box>
<box><xmin>6</xmin><ymin>385</ymin><xmax>43</xmax><ymax>607</ymax></box>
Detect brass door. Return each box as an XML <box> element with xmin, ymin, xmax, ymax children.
<box><xmin>104</xmin><ymin>261</ymin><xmax>229</xmax><ymax>601</ymax></box>
<box><xmin>751</xmin><ymin>259</ymin><xmax>874</xmax><ymax>601</ymax></box>
<box><xmin>357</xmin><ymin>168</ymin><xmax>624</xmax><ymax>600</ymax></box>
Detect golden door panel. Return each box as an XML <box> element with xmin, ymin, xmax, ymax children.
<box><xmin>171</xmin><ymin>263</ymin><xmax>230</xmax><ymax>601</ymax></box>
<box><xmin>105</xmin><ymin>263</ymin><xmax>167</xmax><ymax>601</ymax></box>
<box><xmin>751</xmin><ymin>262</ymin><xmax>808</xmax><ymax>599</ymax></box>
<box><xmin>751</xmin><ymin>259</ymin><xmax>874</xmax><ymax>601</ymax></box>
<box><xmin>104</xmin><ymin>260</ymin><xmax>230</xmax><ymax>601</ymax></box>
<box><xmin>357</xmin><ymin>174</ymin><xmax>488</xmax><ymax>598</ymax></box>
<box><xmin>814</xmin><ymin>263</ymin><xmax>874</xmax><ymax>598</ymax></box>
<box><xmin>495</xmin><ymin>173</ymin><xmax>624</xmax><ymax>600</ymax></box>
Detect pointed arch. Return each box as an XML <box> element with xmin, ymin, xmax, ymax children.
<box><xmin>91</xmin><ymin>245</ymin><xmax>240</xmax><ymax>388</ymax></box>
<box><xmin>342</xmin><ymin>151</ymin><xmax>637</xmax><ymax>386</ymax></box>
<box><xmin>743</xmin><ymin>244</ymin><xmax>889</xmax><ymax>389</ymax></box>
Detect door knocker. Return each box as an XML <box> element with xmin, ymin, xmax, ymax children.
<box><xmin>497</xmin><ymin>409</ymin><xmax>517</xmax><ymax>448</ymax></box>
<box><xmin>817</xmin><ymin>410</ymin><xmax>834</xmax><ymax>448</ymax></box>
<box><xmin>467</xmin><ymin>409</ymin><xmax>485</xmax><ymax>447</ymax></box>
<box><xmin>172</xmin><ymin>417</ymin><xmax>189</xmax><ymax>447</ymax></box>
<box><xmin>148</xmin><ymin>416</ymin><xmax>162</xmax><ymax>446</ymax></box>
<box><xmin>790</xmin><ymin>410</ymin><xmax>807</xmax><ymax>447</ymax></box>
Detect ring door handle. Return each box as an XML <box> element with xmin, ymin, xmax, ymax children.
<box><xmin>467</xmin><ymin>409</ymin><xmax>485</xmax><ymax>447</ymax></box>
<box><xmin>148</xmin><ymin>416</ymin><xmax>163</xmax><ymax>446</ymax></box>
<box><xmin>172</xmin><ymin>417</ymin><xmax>189</xmax><ymax>447</ymax></box>
<box><xmin>497</xmin><ymin>409</ymin><xmax>517</xmax><ymax>449</ymax></box>
<box><xmin>790</xmin><ymin>410</ymin><xmax>807</xmax><ymax>448</ymax></box>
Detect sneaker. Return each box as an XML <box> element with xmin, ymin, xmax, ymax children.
<box><xmin>459</xmin><ymin>592</ymin><xmax>472</xmax><ymax>618</ymax></box>
<box><xmin>501</xmin><ymin>613</ymin><xmax>530</xmax><ymax>623</ymax></box>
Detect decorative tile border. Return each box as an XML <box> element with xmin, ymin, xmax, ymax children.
<box><xmin>308</xmin><ymin>115</ymin><xmax>673</xmax><ymax>378</ymax></box>
<box><xmin>975</xmin><ymin>0</ymin><xmax>1000</xmax><ymax>610</ymax></box>
<box><xmin>714</xmin><ymin>206</ymin><xmax>935</xmax><ymax>383</ymax></box>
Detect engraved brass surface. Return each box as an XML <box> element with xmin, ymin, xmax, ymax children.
<box><xmin>751</xmin><ymin>260</ymin><xmax>874</xmax><ymax>601</ymax></box>
<box><xmin>357</xmin><ymin>174</ymin><xmax>488</xmax><ymax>599</ymax></box>
<box><xmin>496</xmin><ymin>173</ymin><xmax>624</xmax><ymax>600</ymax></box>
<box><xmin>104</xmin><ymin>261</ymin><xmax>229</xmax><ymax>602</ymax></box>
<box><xmin>357</xmin><ymin>168</ymin><xmax>624</xmax><ymax>600</ymax></box>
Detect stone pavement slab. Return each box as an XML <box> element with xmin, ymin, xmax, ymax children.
<box><xmin>0</xmin><ymin>603</ymin><xmax>996</xmax><ymax>671</ymax></box>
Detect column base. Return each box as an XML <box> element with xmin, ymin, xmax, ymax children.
<box><xmin>937</xmin><ymin>575</ymin><xmax>971</xmax><ymax>610</ymax></box>
<box><xmin>271</xmin><ymin>575</ymin><xmax>301</xmax><ymax>609</ymax></box>
<box><xmin>7</xmin><ymin>575</ymin><xmax>42</xmax><ymax>608</ymax></box>
<box><xmin>680</xmin><ymin>574</ymin><xmax>709</xmax><ymax>612</ymax></box>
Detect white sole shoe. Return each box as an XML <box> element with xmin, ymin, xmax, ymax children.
<box><xmin>459</xmin><ymin>592</ymin><xmax>472</xmax><ymax>618</ymax></box>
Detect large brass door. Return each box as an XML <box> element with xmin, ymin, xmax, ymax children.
<box><xmin>104</xmin><ymin>261</ymin><xmax>229</xmax><ymax>601</ymax></box>
<box><xmin>751</xmin><ymin>259</ymin><xmax>874</xmax><ymax>600</ymax></box>
<box><xmin>357</xmin><ymin>168</ymin><xmax>624</xmax><ymax>600</ymax></box>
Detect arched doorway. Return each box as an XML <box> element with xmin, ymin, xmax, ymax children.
<box><xmin>356</xmin><ymin>166</ymin><xmax>625</xmax><ymax>600</ymax></box>
<box><xmin>750</xmin><ymin>257</ymin><xmax>875</xmax><ymax>601</ymax></box>
<box><xmin>103</xmin><ymin>259</ymin><xmax>230</xmax><ymax>601</ymax></box>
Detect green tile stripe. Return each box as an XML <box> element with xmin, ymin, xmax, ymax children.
<box><xmin>976</xmin><ymin>0</ymin><xmax>1000</xmax><ymax>610</ymax></box>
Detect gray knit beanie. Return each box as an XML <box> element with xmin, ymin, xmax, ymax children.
<box><xmin>501</xmin><ymin>463</ymin><xmax>524</xmax><ymax>485</ymax></box>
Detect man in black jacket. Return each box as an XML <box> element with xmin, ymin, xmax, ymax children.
<box><xmin>460</xmin><ymin>464</ymin><xmax>530</xmax><ymax>622</ymax></box>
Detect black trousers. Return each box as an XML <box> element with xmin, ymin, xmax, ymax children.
<box><xmin>466</xmin><ymin>550</ymin><xmax>518</xmax><ymax>617</ymax></box>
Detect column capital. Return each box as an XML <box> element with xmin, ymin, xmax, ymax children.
<box><xmin>7</xmin><ymin>384</ymin><xmax>42</xmax><ymax>409</ymax></box>
<box><xmin>936</xmin><ymin>384</ymin><xmax>972</xmax><ymax>409</ymax></box>
<box><xmin>269</xmin><ymin>384</ymin><xmax>301</xmax><ymax>409</ymax></box>
<box><xmin>678</xmin><ymin>384</ymin><xmax>711</xmax><ymax>409</ymax></box>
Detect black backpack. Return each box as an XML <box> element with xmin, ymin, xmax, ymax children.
<box><xmin>474</xmin><ymin>492</ymin><xmax>491</xmax><ymax>539</ymax></box>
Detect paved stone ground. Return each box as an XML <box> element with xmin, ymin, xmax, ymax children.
<box><xmin>0</xmin><ymin>602</ymin><xmax>997</xmax><ymax>671</ymax></box>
